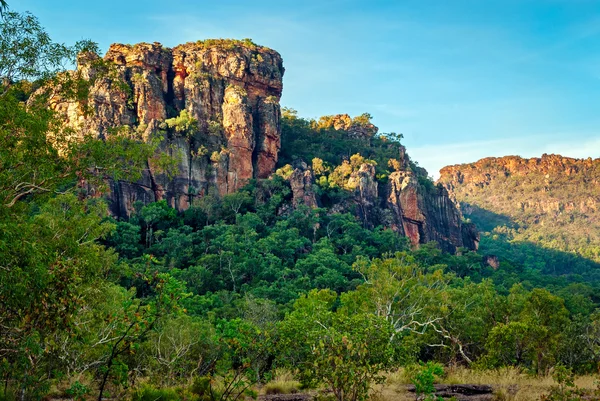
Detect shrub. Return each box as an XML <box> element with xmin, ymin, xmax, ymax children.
<box><xmin>131</xmin><ymin>384</ymin><xmax>198</xmax><ymax>401</ymax></box>
<box><xmin>409</xmin><ymin>362</ymin><xmax>444</xmax><ymax>401</ymax></box>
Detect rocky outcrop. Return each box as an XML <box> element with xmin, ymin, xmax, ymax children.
<box><xmin>316</xmin><ymin>114</ymin><xmax>378</xmax><ymax>141</ymax></box>
<box><xmin>49</xmin><ymin>40</ymin><xmax>284</xmax><ymax>216</ymax></box>
<box><xmin>45</xmin><ymin>39</ymin><xmax>477</xmax><ymax>253</ymax></box>
<box><xmin>440</xmin><ymin>154</ymin><xmax>599</xmax><ymax>190</ymax></box>
<box><xmin>439</xmin><ymin>154</ymin><xmax>600</xmax><ymax>216</ymax></box>
<box><xmin>386</xmin><ymin>171</ymin><xmax>479</xmax><ymax>252</ymax></box>
<box><xmin>438</xmin><ymin>153</ymin><xmax>600</xmax><ymax>263</ymax></box>
<box><xmin>288</xmin><ymin>161</ymin><xmax>319</xmax><ymax>209</ymax></box>
<box><xmin>286</xmin><ymin>153</ymin><xmax>479</xmax><ymax>252</ymax></box>
<box><xmin>407</xmin><ymin>384</ymin><xmax>494</xmax><ymax>401</ymax></box>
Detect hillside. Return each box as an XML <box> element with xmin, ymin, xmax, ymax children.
<box><xmin>439</xmin><ymin>154</ymin><xmax>600</xmax><ymax>279</ymax></box>
<box><xmin>45</xmin><ymin>41</ymin><xmax>478</xmax><ymax>253</ymax></box>
<box><xmin>6</xmin><ymin>8</ymin><xmax>600</xmax><ymax>400</ymax></box>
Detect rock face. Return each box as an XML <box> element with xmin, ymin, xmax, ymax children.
<box><xmin>288</xmin><ymin>161</ymin><xmax>319</xmax><ymax>209</ymax></box>
<box><xmin>50</xmin><ymin>40</ymin><xmax>284</xmax><ymax>216</ymax></box>
<box><xmin>286</xmin><ymin>155</ymin><xmax>479</xmax><ymax>253</ymax></box>
<box><xmin>46</xmin><ymin>40</ymin><xmax>477</xmax><ymax>253</ymax></box>
<box><xmin>439</xmin><ymin>154</ymin><xmax>600</xmax><ymax>216</ymax></box>
<box><xmin>440</xmin><ymin>154</ymin><xmax>598</xmax><ymax>186</ymax></box>
<box><xmin>386</xmin><ymin>171</ymin><xmax>479</xmax><ymax>253</ymax></box>
<box><xmin>438</xmin><ymin>153</ymin><xmax>600</xmax><ymax>261</ymax></box>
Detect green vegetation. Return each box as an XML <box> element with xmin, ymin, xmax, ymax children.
<box><xmin>4</xmin><ymin>6</ymin><xmax>600</xmax><ymax>401</ymax></box>
<box><xmin>164</xmin><ymin>109</ymin><xmax>199</xmax><ymax>136</ymax></box>
<box><xmin>279</xmin><ymin>108</ymin><xmax>408</xmax><ymax>177</ymax></box>
<box><xmin>409</xmin><ymin>362</ymin><xmax>445</xmax><ymax>401</ymax></box>
<box><xmin>443</xmin><ymin>159</ymin><xmax>600</xmax><ymax>282</ymax></box>
<box><xmin>193</xmin><ymin>38</ymin><xmax>270</xmax><ymax>52</ymax></box>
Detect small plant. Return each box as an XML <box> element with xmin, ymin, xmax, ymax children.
<box><xmin>208</xmin><ymin>119</ymin><xmax>223</xmax><ymax>136</ymax></box>
<box><xmin>540</xmin><ymin>365</ymin><xmax>583</xmax><ymax>401</ymax></box>
<box><xmin>263</xmin><ymin>380</ymin><xmax>300</xmax><ymax>395</ymax></box>
<box><xmin>131</xmin><ymin>72</ymin><xmax>145</xmax><ymax>84</ymax></box>
<box><xmin>165</xmin><ymin>110</ymin><xmax>199</xmax><ymax>136</ymax></box>
<box><xmin>192</xmin><ymin>145</ymin><xmax>209</xmax><ymax>159</ymax></box>
<box><xmin>64</xmin><ymin>381</ymin><xmax>91</xmax><ymax>401</ymax></box>
<box><xmin>131</xmin><ymin>384</ymin><xmax>192</xmax><ymax>401</ymax></box>
<box><xmin>275</xmin><ymin>164</ymin><xmax>294</xmax><ymax>180</ymax></box>
<box><xmin>210</xmin><ymin>151</ymin><xmax>222</xmax><ymax>163</ymax></box>
<box><xmin>410</xmin><ymin>362</ymin><xmax>444</xmax><ymax>401</ymax></box>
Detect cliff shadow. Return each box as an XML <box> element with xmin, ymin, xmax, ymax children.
<box><xmin>461</xmin><ymin>203</ymin><xmax>517</xmax><ymax>232</ymax></box>
<box><xmin>463</xmin><ymin>205</ymin><xmax>600</xmax><ymax>285</ymax></box>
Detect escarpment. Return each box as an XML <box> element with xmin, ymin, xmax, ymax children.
<box><xmin>47</xmin><ymin>40</ymin><xmax>477</xmax><ymax>253</ymax></box>
<box><xmin>385</xmin><ymin>170</ymin><xmax>479</xmax><ymax>252</ymax></box>
<box><xmin>49</xmin><ymin>40</ymin><xmax>284</xmax><ymax>216</ymax></box>
<box><xmin>283</xmin><ymin>136</ymin><xmax>479</xmax><ymax>253</ymax></box>
<box><xmin>438</xmin><ymin>154</ymin><xmax>600</xmax><ymax>263</ymax></box>
<box><xmin>439</xmin><ymin>154</ymin><xmax>600</xmax><ymax>216</ymax></box>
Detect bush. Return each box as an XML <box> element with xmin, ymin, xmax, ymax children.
<box><xmin>131</xmin><ymin>384</ymin><xmax>198</xmax><ymax>401</ymax></box>
<box><xmin>409</xmin><ymin>362</ymin><xmax>444</xmax><ymax>401</ymax></box>
<box><xmin>264</xmin><ymin>381</ymin><xmax>300</xmax><ymax>395</ymax></box>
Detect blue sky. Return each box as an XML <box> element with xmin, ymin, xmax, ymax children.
<box><xmin>14</xmin><ymin>0</ymin><xmax>600</xmax><ymax>177</ymax></box>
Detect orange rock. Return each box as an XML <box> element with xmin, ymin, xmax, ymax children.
<box><xmin>46</xmin><ymin>40</ymin><xmax>284</xmax><ymax>216</ymax></box>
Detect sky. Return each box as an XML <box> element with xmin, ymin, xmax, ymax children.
<box><xmin>14</xmin><ymin>0</ymin><xmax>600</xmax><ymax>177</ymax></box>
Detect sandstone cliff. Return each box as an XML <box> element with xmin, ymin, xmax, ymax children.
<box><xmin>50</xmin><ymin>40</ymin><xmax>284</xmax><ymax>216</ymax></box>
<box><xmin>439</xmin><ymin>154</ymin><xmax>600</xmax><ymax>216</ymax></box>
<box><xmin>284</xmin><ymin>134</ymin><xmax>479</xmax><ymax>253</ymax></box>
<box><xmin>438</xmin><ymin>153</ymin><xmax>600</xmax><ymax>263</ymax></box>
<box><xmin>47</xmin><ymin>40</ymin><xmax>477</xmax><ymax>253</ymax></box>
<box><xmin>386</xmin><ymin>170</ymin><xmax>479</xmax><ymax>252</ymax></box>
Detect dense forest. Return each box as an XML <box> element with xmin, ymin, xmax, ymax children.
<box><xmin>2</xmin><ymin>6</ymin><xmax>600</xmax><ymax>401</ymax></box>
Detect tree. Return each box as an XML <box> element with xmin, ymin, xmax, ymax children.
<box><xmin>279</xmin><ymin>289</ymin><xmax>395</xmax><ymax>401</ymax></box>
<box><xmin>0</xmin><ymin>195</ymin><xmax>117</xmax><ymax>399</ymax></box>
<box><xmin>0</xmin><ymin>9</ymin><xmax>96</xmax><ymax>95</ymax></box>
<box><xmin>194</xmin><ymin>319</ymin><xmax>274</xmax><ymax>401</ymax></box>
<box><xmin>94</xmin><ymin>271</ymin><xmax>186</xmax><ymax>401</ymax></box>
<box><xmin>141</xmin><ymin>313</ymin><xmax>217</xmax><ymax>387</ymax></box>
<box><xmin>431</xmin><ymin>279</ymin><xmax>503</xmax><ymax>364</ymax></box>
<box><xmin>347</xmin><ymin>253</ymin><xmax>450</xmax><ymax>341</ymax></box>
<box><xmin>483</xmin><ymin>286</ymin><xmax>570</xmax><ymax>374</ymax></box>
<box><xmin>0</xmin><ymin>9</ymin><xmax>169</xmax><ymax>399</ymax></box>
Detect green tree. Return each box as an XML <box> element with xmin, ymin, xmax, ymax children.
<box><xmin>0</xmin><ymin>9</ymin><xmax>169</xmax><ymax>398</ymax></box>
<box><xmin>348</xmin><ymin>253</ymin><xmax>450</xmax><ymax>341</ymax></box>
<box><xmin>95</xmin><ymin>271</ymin><xmax>186</xmax><ymax>401</ymax></box>
<box><xmin>279</xmin><ymin>289</ymin><xmax>395</xmax><ymax>401</ymax></box>
<box><xmin>0</xmin><ymin>195</ymin><xmax>117</xmax><ymax>398</ymax></box>
<box><xmin>483</xmin><ymin>286</ymin><xmax>570</xmax><ymax>374</ymax></box>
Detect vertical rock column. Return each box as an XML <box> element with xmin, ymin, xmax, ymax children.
<box><xmin>255</xmin><ymin>97</ymin><xmax>281</xmax><ymax>178</ymax></box>
<box><xmin>222</xmin><ymin>85</ymin><xmax>255</xmax><ymax>194</ymax></box>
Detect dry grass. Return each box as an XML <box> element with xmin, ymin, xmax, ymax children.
<box><xmin>262</xmin><ymin>367</ymin><xmax>600</xmax><ymax>401</ymax></box>
<box><xmin>262</xmin><ymin>369</ymin><xmax>301</xmax><ymax>395</ymax></box>
<box><xmin>375</xmin><ymin>367</ymin><xmax>600</xmax><ymax>401</ymax></box>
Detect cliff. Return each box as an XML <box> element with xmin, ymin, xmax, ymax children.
<box><xmin>47</xmin><ymin>40</ymin><xmax>476</xmax><ymax>253</ymax></box>
<box><xmin>438</xmin><ymin>154</ymin><xmax>600</xmax><ymax>264</ymax></box>
<box><xmin>49</xmin><ymin>40</ymin><xmax>284</xmax><ymax>216</ymax></box>
<box><xmin>439</xmin><ymin>154</ymin><xmax>600</xmax><ymax>216</ymax></box>
<box><xmin>281</xmin><ymin>119</ymin><xmax>479</xmax><ymax>253</ymax></box>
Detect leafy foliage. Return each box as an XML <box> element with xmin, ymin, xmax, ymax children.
<box><xmin>279</xmin><ymin>290</ymin><xmax>395</xmax><ymax>401</ymax></box>
<box><xmin>5</xmin><ymin>7</ymin><xmax>600</xmax><ymax>401</ymax></box>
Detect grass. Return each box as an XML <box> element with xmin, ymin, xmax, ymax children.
<box><xmin>379</xmin><ymin>367</ymin><xmax>600</xmax><ymax>401</ymax></box>
<box><xmin>262</xmin><ymin>369</ymin><xmax>302</xmax><ymax>395</ymax></box>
